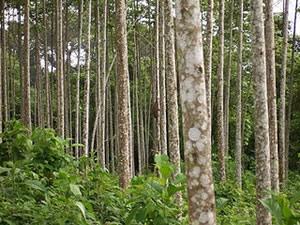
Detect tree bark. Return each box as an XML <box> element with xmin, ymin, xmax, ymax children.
<box><xmin>165</xmin><ymin>0</ymin><xmax>181</xmax><ymax>177</ymax></box>
<box><xmin>252</xmin><ymin>0</ymin><xmax>272</xmax><ymax>223</ymax></box>
<box><xmin>235</xmin><ymin>0</ymin><xmax>243</xmax><ymax>188</ymax></box>
<box><xmin>116</xmin><ymin>0</ymin><xmax>131</xmax><ymax>188</ymax></box>
<box><xmin>22</xmin><ymin>0</ymin><xmax>32</xmax><ymax>130</ymax></box>
<box><xmin>278</xmin><ymin>0</ymin><xmax>289</xmax><ymax>188</ymax></box>
<box><xmin>217</xmin><ymin>0</ymin><xmax>226</xmax><ymax>181</ymax></box>
<box><xmin>176</xmin><ymin>1</ymin><xmax>216</xmax><ymax>224</ymax></box>
<box><xmin>265</xmin><ymin>0</ymin><xmax>279</xmax><ymax>192</ymax></box>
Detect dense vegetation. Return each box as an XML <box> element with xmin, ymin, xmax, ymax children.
<box><xmin>0</xmin><ymin>122</ymin><xmax>299</xmax><ymax>225</ymax></box>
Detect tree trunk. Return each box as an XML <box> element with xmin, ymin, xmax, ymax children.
<box><xmin>82</xmin><ymin>0</ymin><xmax>92</xmax><ymax>156</ymax></box>
<box><xmin>252</xmin><ymin>0</ymin><xmax>272</xmax><ymax>223</ymax></box>
<box><xmin>159</xmin><ymin>0</ymin><xmax>167</xmax><ymax>155</ymax></box>
<box><xmin>217</xmin><ymin>0</ymin><xmax>226</xmax><ymax>181</ymax></box>
<box><xmin>165</xmin><ymin>0</ymin><xmax>181</xmax><ymax>177</ymax></box>
<box><xmin>22</xmin><ymin>0</ymin><xmax>32</xmax><ymax>130</ymax></box>
<box><xmin>235</xmin><ymin>0</ymin><xmax>243</xmax><ymax>188</ymax></box>
<box><xmin>176</xmin><ymin>1</ymin><xmax>216</xmax><ymax>224</ymax></box>
<box><xmin>116</xmin><ymin>0</ymin><xmax>131</xmax><ymax>188</ymax></box>
<box><xmin>56</xmin><ymin>0</ymin><xmax>64</xmax><ymax>138</ymax></box>
<box><xmin>265</xmin><ymin>0</ymin><xmax>279</xmax><ymax>192</ymax></box>
<box><xmin>278</xmin><ymin>0</ymin><xmax>289</xmax><ymax>188</ymax></box>
<box><xmin>75</xmin><ymin>0</ymin><xmax>83</xmax><ymax>158</ymax></box>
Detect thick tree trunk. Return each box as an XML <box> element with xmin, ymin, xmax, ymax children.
<box><xmin>217</xmin><ymin>0</ymin><xmax>226</xmax><ymax>181</ymax></box>
<box><xmin>235</xmin><ymin>0</ymin><xmax>243</xmax><ymax>188</ymax></box>
<box><xmin>265</xmin><ymin>0</ymin><xmax>279</xmax><ymax>192</ymax></box>
<box><xmin>176</xmin><ymin>1</ymin><xmax>216</xmax><ymax>224</ymax></box>
<box><xmin>116</xmin><ymin>0</ymin><xmax>131</xmax><ymax>188</ymax></box>
<box><xmin>252</xmin><ymin>0</ymin><xmax>272</xmax><ymax>223</ymax></box>
<box><xmin>278</xmin><ymin>0</ymin><xmax>289</xmax><ymax>188</ymax></box>
<box><xmin>22</xmin><ymin>0</ymin><xmax>32</xmax><ymax>130</ymax></box>
<box><xmin>165</xmin><ymin>0</ymin><xmax>181</xmax><ymax>177</ymax></box>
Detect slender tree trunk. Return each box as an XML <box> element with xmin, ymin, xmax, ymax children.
<box><xmin>224</xmin><ymin>0</ymin><xmax>235</xmax><ymax>156</ymax></box>
<box><xmin>35</xmin><ymin>36</ymin><xmax>43</xmax><ymax>127</ymax></box>
<box><xmin>286</xmin><ymin>0</ymin><xmax>298</xmax><ymax>183</ymax></box>
<box><xmin>176</xmin><ymin>1</ymin><xmax>216</xmax><ymax>224</ymax></box>
<box><xmin>64</xmin><ymin>3</ymin><xmax>70</xmax><ymax>140</ymax></box>
<box><xmin>75</xmin><ymin>0</ymin><xmax>83</xmax><ymax>158</ymax></box>
<box><xmin>265</xmin><ymin>0</ymin><xmax>279</xmax><ymax>192</ymax></box>
<box><xmin>217</xmin><ymin>0</ymin><xmax>226</xmax><ymax>181</ymax></box>
<box><xmin>0</xmin><ymin>0</ymin><xmax>2</xmax><ymax>135</ymax></box>
<box><xmin>252</xmin><ymin>0</ymin><xmax>272</xmax><ymax>223</ymax></box>
<box><xmin>82</xmin><ymin>0</ymin><xmax>92</xmax><ymax>156</ymax></box>
<box><xmin>165</xmin><ymin>0</ymin><xmax>181</xmax><ymax>177</ymax></box>
<box><xmin>116</xmin><ymin>0</ymin><xmax>131</xmax><ymax>188</ymax></box>
<box><xmin>235</xmin><ymin>0</ymin><xmax>243</xmax><ymax>188</ymax></box>
<box><xmin>278</xmin><ymin>0</ymin><xmax>289</xmax><ymax>188</ymax></box>
<box><xmin>205</xmin><ymin>0</ymin><xmax>214</xmax><ymax>142</ymax></box>
<box><xmin>22</xmin><ymin>0</ymin><xmax>32</xmax><ymax>130</ymax></box>
<box><xmin>1</xmin><ymin>0</ymin><xmax>8</xmax><ymax>123</ymax></box>
<box><xmin>57</xmin><ymin>0</ymin><xmax>64</xmax><ymax>138</ymax></box>
<box><xmin>159</xmin><ymin>0</ymin><xmax>167</xmax><ymax>155</ymax></box>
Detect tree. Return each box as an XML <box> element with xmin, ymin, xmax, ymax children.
<box><xmin>165</xmin><ymin>0</ymin><xmax>181</xmax><ymax>177</ymax></box>
<box><xmin>216</xmin><ymin>0</ymin><xmax>226</xmax><ymax>181</ymax></box>
<box><xmin>56</xmin><ymin>0</ymin><xmax>64</xmax><ymax>138</ymax></box>
<box><xmin>116</xmin><ymin>0</ymin><xmax>131</xmax><ymax>188</ymax></box>
<box><xmin>176</xmin><ymin>0</ymin><xmax>216</xmax><ymax>224</ymax></box>
<box><xmin>235</xmin><ymin>0</ymin><xmax>243</xmax><ymax>188</ymax></box>
<box><xmin>252</xmin><ymin>0</ymin><xmax>272</xmax><ymax>223</ymax></box>
<box><xmin>82</xmin><ymin>0</ymin><xmax>92</xmax><ymax>156</ymax></box>
<box><xmin>265</xmin><ymin>0</ymin><xmax>279</xmax><ymax>192</ymax></box>
<box><xmin>279</xmin><ymin>0</ymin><xmax>289</xmax><ymax>188</ymax></box>
<box><xmin>22</xmin><ymin>0</ymin><xmax>32</xmax><ymax>130</ymax></box>
<box><xmin>1</xmin><ymin>0</ymin><xmax>7</xmax><ymax>123</ymax></box>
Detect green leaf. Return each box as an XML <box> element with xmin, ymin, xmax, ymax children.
<box><xmin>70</xmin><ymin>184</ymin><xmax>82</xmax><ymax>196</ymax></box>
<box><xmin>0</xmin><ymin>166</ymin><xmax>10</xmax><ymax>175</ymax></box>
<box><xmin>75</xmin><ymin>201</ymin><xmax>86</xmax><ymax>219</ymax></box>
<box><xmin>24</xmin><ymin>180</ymin><xmax>46</xmax><ymax>192</ymax></box>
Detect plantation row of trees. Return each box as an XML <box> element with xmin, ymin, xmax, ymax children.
<box><xmin>0</xmin><ymin>0</ymin><xmax>300</xmax><ymax>224</ymax></box>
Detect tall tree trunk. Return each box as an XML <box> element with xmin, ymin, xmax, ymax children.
<box><xmin>22</xmin><ymin>0</ymin><xmax>32</xmax><ymax>130</ymax></box>
<box><xmin>1</xmin><ymin>0</ymin><xmax>8</xmax><ymax>123</ymax></box>
<box><xmin>82</xmin><ymin>0</ymin><xmax>92</xmax><ymax>156</ymax></box>
<box><xmin>57</xmin><ymin>0</ymin><xmax>64</xmax><ymax>138</ymax></box>
<box><xmin>159</xmin><ymin>0</ymin><xmax>167</xmax><ymax>155</ymax></box>
<box><xmin>224</xmin><ymin>0</ymin><xmax>235</xmax><ymax>156</ymax></box>
<box><xmin>286</xmin><ymin>0</ymin><xmax>298</xmax><ymax>184</ymax></box>
<box><xmin>44</xmin><ymin>0</ymin><xmax>51</xmax><ymax>128</ymax></box>
<box><xmin>35</xmin><ymin>35</ymin><xmax>43</xmax><ymax>127</ymax></box>
<box><xmin>235</xmin><ymin>0</ymin><xmax>243</xmax><ymax>188</ymax></box>
<box><xmin>0</xmin><ymin>0</ymin><xmax>2</xmax><ymax>135</ymax></box>
<box><xmin>116</xmin><ymin>0</ymin><xmax>131</xmax><ymax>188</ymax></box>
<box><xmin>64</xmin><ymin>3</ymin><xmax>70</xmax><ymax>140</ymax></box>
<box><xmin>75</xmin><ymin>0</ymin><xmax>83</xmax><ymax>158</ymax></box>
<box><xmin>176</xmin><ymin>1</ymin><xmax>216</xmax><ymax>224</ymax></box>
<box><xmin>265</xmin><ymin>0</ymin><xmax>279</xmax><ymax>192</ymax></box>
<box><xmin>252</xmin><ymin>0</ymin><xmax>272</xmax><ymax>223</ymax></box>
<box><xmin>217</xmin><ymin>0</ymin><xmax>226</xmax><ymax>181</ymax></box>
<box><xmin>165</xmin><ymin>0</ymin><xmax>181</xmax><ymax>177</ymax></box>
<box><xmin>205</xmin><ymin>0</ymin><xmax>214</xmax><ymax>143</ymax></box>
<box><xmin>278</xmin><ymin>0</ymin><xmax>289</xmax><ymax>188</ymax></box>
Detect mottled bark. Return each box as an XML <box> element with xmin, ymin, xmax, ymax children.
<box><xmin>116</xmin><ymin>0</ymin><xmax>131</xmax><ymax>188</ymax></box>
<box><xmin>235</xmin><ymin>0</ymin><xmax>243</xmax><ymax>188</ymax></box>
<box><xmin>56</xmin><ymin>0</ymin><xmax>64</xmax><ymax>138</ymax></box>
<box><xmin>217</xmin><ymin>0</ymin><xmax>226</xmax><ymax>181</ymax></box>
<box><xmin>22</xmin><ymin>0</ymin><xmax>32</xmax><ymax>130</ymax></box>
<box><xmin>265</xmin><ymin>0</ymin><xmax>279</xmax><ymax>192</ymax></box>
<box><xmin>82</xmin><ymin>0</ymin><xmax>92</xmax><ymax>156</ymax></box>
<box><xmin>0</xmin><ymin>1</ymin><xmax>2</xmax><ymax>135</ymax></box>
<box><xmin>165</xmin><ymin>0</ymin><xmax>181</xmax><ymax>176</ymax></box>
<box><xmin>176</xmin><ymin>1</ymin><xmax>216</xmax><ymax>224</ymax></box>
<box><xmin>252</xmin><ymin>0</ymin><xmax>272</xmax><ymax>224</ymax></box>
<box><xmin>75</xmin><ymin>0</ymin><xmax>83</xmax><ymax>158</ymax></box>
<box><xmin>159</xmin><ymin>0</ymin><xmax>167</xmax><ymax>155</ymax></box>
<box><xmin>278</xmin><ymin>0</ymin><xmax>289</xmax><ymax>188</ymax></box>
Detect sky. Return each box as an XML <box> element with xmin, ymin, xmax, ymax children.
<box><xmin>274</xmin><ymin>0</ymin><xmax>300</xmax><ymax>35</ymax></box>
